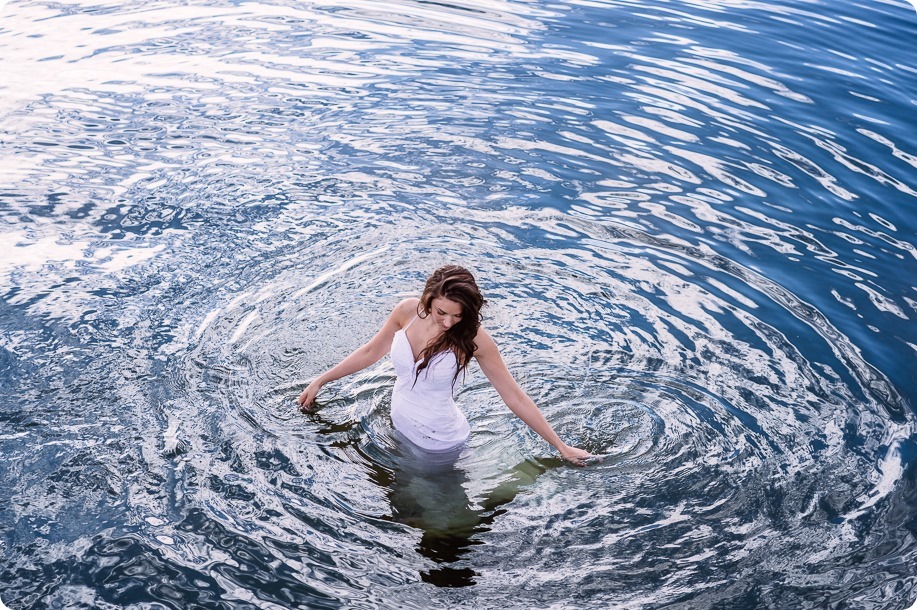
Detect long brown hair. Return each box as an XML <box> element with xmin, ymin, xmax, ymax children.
<box><xmin>414</xmin><ymin>265</ymin><xmax>485</xmax><ymax>385</ymax></box>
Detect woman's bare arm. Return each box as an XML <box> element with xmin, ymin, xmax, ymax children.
<box><xmin>298</xmin><ymin>298</ymin><xmax>416</xmax><ymax>410</ymax></box>
<box><xmin>474</xmin><ymin>327</ymin><xmax>593</xmax><ymax>465</ymax></box>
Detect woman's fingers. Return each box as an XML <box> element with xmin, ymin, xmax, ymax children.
<box><xmin>297</xmin><ymin>388</ymin><xmax>316</xmax><ymax>411</ymax></box>
<box><xmin>561</xmin><ymin>446</ymin><xmax>598</xmax><ymax>466</ymax></box>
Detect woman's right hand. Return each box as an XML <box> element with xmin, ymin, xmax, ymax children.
<box><xmin>297</xmin><ymin>379</ymin><xmax>324</xmax><ymax>412</ymax></box>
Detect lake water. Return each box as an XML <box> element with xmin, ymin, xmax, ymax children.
<box><xmin>1</xmin><ymin>0</ymin><xmax>915</xmax><ymax>608</ymax></box>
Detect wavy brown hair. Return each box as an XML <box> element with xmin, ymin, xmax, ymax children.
<box><xmin>414</xmin><ymin>265</ymin><xmax>485</xmax><ymax>385</ymax></box>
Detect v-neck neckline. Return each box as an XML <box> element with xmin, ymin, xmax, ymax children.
<box><xmin>402</xmin><ymin>327</ymin><xmax>424</xmax><ymax>364</ymax></box>
<box><xmin>402</xmin><ymin>315</ymin><xmax>438</xmax><ymax>364</ymax></box>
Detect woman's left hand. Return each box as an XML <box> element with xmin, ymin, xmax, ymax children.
<box><xmin>560</xmin><ymin>445</ymin><xmax>597</xmax><ymax>467</ymax></box>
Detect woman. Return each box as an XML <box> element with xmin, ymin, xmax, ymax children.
<box><xmin>297</xmin><ymin>265</ymin><xmax>593</xmax><ymax>466</ymax></box>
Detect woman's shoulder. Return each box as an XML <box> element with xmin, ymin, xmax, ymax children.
<box><xmin>392</xmin><ymin>297</ymin><xmax>421</xmax><ymax>327</ymax></box>
<box><xmin>473</xmin><ymin>325</ymin><xmax>497</xmax><ymax>352</ymax></box>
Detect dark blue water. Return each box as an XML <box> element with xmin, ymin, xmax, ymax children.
<box><xmin>1</xmin><ymin>0</ymin><xmax>915</xmax><ymax>608</ymax></box>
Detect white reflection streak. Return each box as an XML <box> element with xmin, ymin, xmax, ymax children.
<box><xmin>229</xmin><ymin>310</ymin><xmax>260</xmax><ymax>344</ymax></box>
<box><xmin>842</xmin><ymin>440</ymin><xmax>907</xmax><ymax>521</ymax></box>
<box><xmin>291</xmin><ymin>245</ymin><xmax>390</xmax><ymax>299</ymax></box>
<box><xmin>194</xmin><ymin>307</ymin><xmax>222</xmax><ymax>341</ymax></box>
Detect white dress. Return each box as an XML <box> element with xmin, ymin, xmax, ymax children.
<box><xmin>389</xmin><ymin>316</ymin><xmax>470</xmax><ymax>451</ymax></box>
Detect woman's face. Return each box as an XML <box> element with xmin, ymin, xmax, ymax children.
<box><xmin>430</xmin><ymin>297</ymin><xmax>463</xmax><ymax>332</ymax></box>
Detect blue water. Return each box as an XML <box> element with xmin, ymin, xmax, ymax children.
<box><xmin>1</xmin><ymin>0</ymin><xmax>915</xmax><ymax>607</ymax></box>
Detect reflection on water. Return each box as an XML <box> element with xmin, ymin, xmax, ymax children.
<box><xmin>1</xmin><ymin>0</ymin><xmax>916</xmax><ymax>608</ymax></box>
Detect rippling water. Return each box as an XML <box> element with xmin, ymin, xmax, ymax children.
<box><xmin>1</xmin><ymin>0</ymin><xmax>916</xmax><ymax>607</ymax></box>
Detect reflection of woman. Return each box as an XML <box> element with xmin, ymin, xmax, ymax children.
<box><xmin>298</xmin><ymin>265</ymin><xmax>593</xmax><ymax>466</ymax></box>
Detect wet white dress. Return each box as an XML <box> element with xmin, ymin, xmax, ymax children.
<box><xmin>389</xmin><ymin>316</ymin><xmax>470</xmax><ymax>451</ymax></box>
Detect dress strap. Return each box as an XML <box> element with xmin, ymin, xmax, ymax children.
<box><xmin>404</xmin><ymin>315</ymin><xmax>419</xmax><ymax>330</ymax></box>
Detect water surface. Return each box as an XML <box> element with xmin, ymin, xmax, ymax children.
<box><xmin>1</xmin><ymin>0</ymin><xmax>916</xmax><ymax>608</ymax></box>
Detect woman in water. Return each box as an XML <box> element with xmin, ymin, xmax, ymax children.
<box><xmin>297</xmin><ymin>265</ymin><xmax>593</xmax><ymax>466</ymax></box>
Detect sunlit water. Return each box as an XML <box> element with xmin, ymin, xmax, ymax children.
<box><xmin>1</xmin><ymin>0</ymin><xmax>915</xmax><ymax>607</ymax></box>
